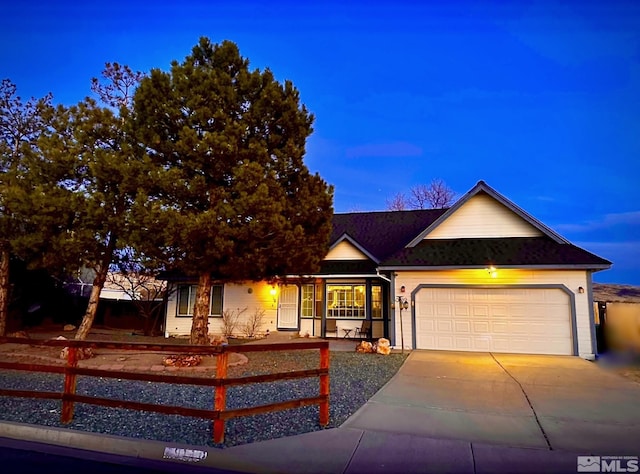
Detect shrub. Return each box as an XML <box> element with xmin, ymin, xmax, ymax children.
<box><xmin>242</xmin><ymin>308</ymin><xmax>266</xmax><ymax>338</ymax></box>
<box><xmin>221</xmin><ymin>307</ymin><xmax>247</xmax><ymax>337</ymax></box>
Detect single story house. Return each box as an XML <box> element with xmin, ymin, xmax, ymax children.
<box><xmin>162</xmin><ymin>181</ymin><xmax>611</xmax><ymax>359</ymax></box>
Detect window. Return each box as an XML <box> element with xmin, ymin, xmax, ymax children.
<box><xmin>301</xmin><ymin>284</ymin><xmax>314</xmax><ymax>318</ymax></box>
<box><xmin>327</xmin><ymin>284</ymin><xmax>365</xmax><ymax>318</ymax></box>
<box><xmin>177</xmin><ymin>285</ymin><xmax>224</xmax><ymax>317</ymax></box>
<box><xmin>314</xmin><ymin>283</ymin><xmax>323</xmax><ymax>319</ymax></box>
<box><xmin>372</xmin><ymin>285</ymin><xmax>383</xmax><ymax>319</ymax></box>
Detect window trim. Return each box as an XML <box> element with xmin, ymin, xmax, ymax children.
<box><xmin>176</xmin><ymin>284</ymin><xmax>224</xmax><ymax>318</ymax></box>
<box><xmin>326</xmin><ymin>283</ymin><xmax>366</xmax><ymax>319</ymax></box>
<box><xmin>301</xmin><ymin>283</ymin><xmax>315</xmax><ymax>319</ymax></box>
<box><xmin>371</xmin><ymin>284</ymin><xmax>383</xmax><ymax>319</ymax></box>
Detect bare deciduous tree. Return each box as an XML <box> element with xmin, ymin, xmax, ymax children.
<box><xmin>386</xmin><ymin>192</ymin><xmax>409</xmax><ymax>211</ymax></box>
<box><xmin>418</xmin><ymin>178</ymin><xmax>456</xmax><ymax>209</ymax></box>
<box><xmin>386</xmin><ymin>179</ymin><xmax>455</xmax><ymax>210</ymax></box>
<box><xmin>105</xmin><ymin>271</ymin><xmax>173</xmax><ymax>336</ymax></box>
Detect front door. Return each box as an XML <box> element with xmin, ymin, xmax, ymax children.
<box><xmin>277</xmin><ymin>285</ymin><xmax>299</xmax><ymax>330</ymax></box>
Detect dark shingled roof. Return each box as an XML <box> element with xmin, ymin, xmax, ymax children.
<box><xmin>381</xmin><ymin>237</ymin><xmax>612</xmax><ymax>267</ymax></box>
<box><xmin>331</xmin><ymin>209</ymin><xmax>447</xmax><ymax>261</ymax></box>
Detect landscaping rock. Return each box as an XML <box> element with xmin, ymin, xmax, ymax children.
<box><xmin>63</xmin><ymin>324</ymin><xmax>76</xmax><ymax>331</ymax></box>
<box><xmin>59</xmin><ymin>346</ymin><xmax>94</xmax><ymax>360</ymax></box>
<box><xmin>355</xmin><ymin>341</ymin><xmax>374</xmax><ymax>353</ymax></box>
<box><xmin>376</xmin><ymin>338</ymin><xmax>391</xmax><ymax>355</ymax></box>
<box><xmin>209</xmin><ymin>335</ymin><xmax>228</xmax><ymax>346</ymax></box>
<box><xmin>163</xmin><ymin>355</ymin><xmax>203</xmax><ymax>367</ymax></box>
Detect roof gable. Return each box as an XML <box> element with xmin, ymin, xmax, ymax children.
<box><xmin>326</xmin><ymin>234</ymin><xmax>377</xmax><ymax>262</ymax></box>
<box><xmin>331</xmin><ymin>209</ymin><xmax>447</xmax><ymax>262</ymax></box>
<box><xmin>407</xmin><ymin>181</ymin><xmax>568</xmax><ymax>247</ymax></box>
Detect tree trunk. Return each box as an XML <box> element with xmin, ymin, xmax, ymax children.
<box><xmin>75</xmin><ymin>264</ymin><xmax>109</xmax><ymax>340</ymax></box>
<box><xmin>0</xmin><ymin>246</ymin><xmax>10</xmax><ymax>337</ymax></box>
<box><xmin>190</xmin><ymin>272</ymin><xmax>212</xmax><ymax>345</ymax></box>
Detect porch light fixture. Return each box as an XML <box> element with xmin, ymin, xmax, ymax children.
<box><xmin>397</xmin><ymin>296</ymin><xmax>409</xmax><ymax>354</ymax></box>
<box><xmin>578</xmin><ymin>286</ymin><xmax>585</xmax><ymax>294</ymax></box>
<box><xmin>485</xmin><ymin>266</ymin><xmax>498</xmax><ymax>278</ymax></box>
<box><xmin>270</xmin><ymin>286</ymin><xmax>277</xmax><ymax>303</ymax></box>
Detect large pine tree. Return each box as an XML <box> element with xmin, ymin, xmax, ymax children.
<box><xmin>0</xmin><ymin>80</ymin><xmax>52</xmax><ymax>336</ymax></box>
<box><xmin>131</xmin><ymin>38</ymin><xmax>333</xmax><ymax>345</ymax></box>
<box><xmin>22</xmin><ymin>64</ymin><xmax>144</xmax><ymax>340</ymax></box>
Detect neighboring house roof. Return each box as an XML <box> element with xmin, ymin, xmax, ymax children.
<box><xmin>593</xmin><ymin>283</ymin><xmax>640</xmax><ymax>303</ymax></box>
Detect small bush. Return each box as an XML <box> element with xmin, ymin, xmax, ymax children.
<box><xmin>242</xmin><ymin>308</ymin><xmax>266</xmax><ymax>338</ymax></box>
<box><xmin>221</xmin><ymin>307</ymin><xmax>247</xmax><ymax>337</ymax></box>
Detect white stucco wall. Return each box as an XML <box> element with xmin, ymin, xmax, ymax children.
<box><xmin>165</xmin><ymin>281</ymin><xmax>279</xmax><ymax>338</ymax></box>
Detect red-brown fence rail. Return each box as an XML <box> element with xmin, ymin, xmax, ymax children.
<box><xmin>0</xmin><ymin>337</ymin><xmax>329</xmax><ymax>443</ymax></box>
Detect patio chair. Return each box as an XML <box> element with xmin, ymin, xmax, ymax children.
<box><xmin>325</xmin><ymin>319</ymin><xmax>338</xmax><ymax>338</ymax></box>
<box><xmin>355</xmin><ymin>320</ymin><xmax>371</xmax><ymax>340</ymax></box>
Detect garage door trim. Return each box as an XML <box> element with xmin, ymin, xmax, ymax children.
<box><xmin>409</xmin><ymin>284</ymin><xmax>577</xmax><ymax>355</ymax></box>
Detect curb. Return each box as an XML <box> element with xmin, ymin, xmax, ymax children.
<box><xmin>0</xmin><ymin>420</ymin><xmax>275</xmax><ymax>473</ymax></box>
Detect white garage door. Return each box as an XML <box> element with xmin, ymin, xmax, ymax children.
<box><xmin>414</xmin><ymin>287</ymin><xmax>573</xmax><ymax>355</ymax></box>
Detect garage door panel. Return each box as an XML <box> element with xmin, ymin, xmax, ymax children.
<box><xmin>473</xmin><ymin>338</ymin><xmax>490</xmax><ymax>351</ymax></box>
<box><xmin>489</xmin><ymin>305</ymin><xmax>508</xmax><ymax>317</ymax></box>
<box><xmin>454</xmin><ymin>337</ymin><xmax>472</xmax><ymax>350</ymax></box>
<box><xmin>437</xmin><ymin>336</ymin><xmax>454</xmax><ymax>349</ymax></box>
<box><xmin>437</xmin><ymin>320</ymin><xmax>453</xmax><ymax>332</ymax></box>
<box><xmin>415</xmin><ymin>287</ymin><xmax>572</xmax><ymax>355</ymax></box>
<box><xmin>454</xmin><ymin>320</ymin><xmax>471</xmax><ymax>333</ymax></box>
<box><xmin>491</xmin><ymin>321</ymin><xmax>509</xmax><ymax>334</ymax></box>
<box><xmin>472</xmin><ymin>321</ymin><xmax>489</xmax><ymax>332</ymax></box>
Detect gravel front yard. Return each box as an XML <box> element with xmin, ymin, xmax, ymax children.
<box><xmin>0</xmin><ymin>350</ymin><xmax>407</xmax><ymax>448</ymax></box>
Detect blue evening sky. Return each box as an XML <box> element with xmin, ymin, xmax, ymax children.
<box><xmin>2</xmin><ymin>0</ymin><xmax>639</xmax><ymax>284</ymax></box>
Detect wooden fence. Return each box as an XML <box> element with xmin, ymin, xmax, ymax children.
<box><xmin>0</xmin><ymin>337</ymin><xmax>329</xmax><ymax>443</ymax></box>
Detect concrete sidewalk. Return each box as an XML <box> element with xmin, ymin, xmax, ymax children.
<box><xmin>0</xmin><ymin>420</ymin><xmax>583</xmax><ymax>473</ymax></box>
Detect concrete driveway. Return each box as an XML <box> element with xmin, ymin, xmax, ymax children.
<box><xmin>342</xmin><ymin>351</ymin><xmax>640</xmax><ymax>454</ymax></box>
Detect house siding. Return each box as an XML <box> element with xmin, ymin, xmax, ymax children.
<box><xmin>165</xmin><ymin>282</ymin><xmax>278</xmax><ymax>338</ymax></box>
<box><xmin>325</xmin><ymin>241</ymin><xmax>368</xmax><ymax>260</ymax></box>
<box><xmin>391</xmin><ymin>269</ymin><xmax>593</xmax><ymax>358</ymax></box>
<box><xmin>425</xmin><ymin>194</ymin><xmax>544</xmax><ymax>239</ymax></box>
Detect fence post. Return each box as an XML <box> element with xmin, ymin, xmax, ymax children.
<box><xmin>61</xmin><ymin>346</ymin><xmax>78</xmax><ymax>423</ymax></box>
<box><xmin>213</xmin><ymin>350</ymin><xmax>229</xmax><ymax>444</ymax></box>
<box><xmin>319</xmin><ymin>345</ymin><xmax>329</xmax><ymax>426</ymax></box>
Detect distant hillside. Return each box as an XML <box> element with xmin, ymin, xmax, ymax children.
<box><xmin>593</xmin><ymin>283</ymin><xmax>640</xmax><ymax>303</ymax></box>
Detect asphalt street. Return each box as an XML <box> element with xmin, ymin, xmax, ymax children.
<box><xmin>0</xmin><ymin>437</ymin><xmax>240</xmax><ymax>474</ymax></box>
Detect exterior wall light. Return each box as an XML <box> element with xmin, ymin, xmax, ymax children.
<box><xmin>485</xmin><ymin>266</ymin><xmax>498</xmax><ymax>278</ymax></box>
<box><xmin>397</xmin><ymin>296</ymin><xmax>409</xmax><ymax>354</ymax></box>
<box><xmin>578</xmin><ymin>287</ymin><xmax>585</xmax><ymax>294</ymax></box>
